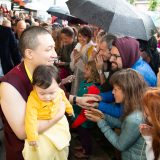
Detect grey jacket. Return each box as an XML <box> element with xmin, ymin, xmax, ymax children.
<box><xmin>97</xmin><ymin>110</ymin><xmax>146</xmax><ymax>160</ymax></box>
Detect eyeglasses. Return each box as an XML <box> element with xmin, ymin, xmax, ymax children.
<box><xmin>110</xmin><ymin>53</ymin><xmax>121</xmax><ymax>60</ymax></box>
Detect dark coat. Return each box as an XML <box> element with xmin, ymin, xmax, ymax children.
<box><xmin>0</xmin><ymin>25</ymin><xmax>21</xmax><ymax>75</ymax></box>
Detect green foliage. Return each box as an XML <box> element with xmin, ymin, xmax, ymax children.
<box><xmin>149</xmin><ymin>0</ymin><xmax>160</xmax><ymax>11</ymax></box>
<box><xmin>128</xmin><ymin>0</ymin><xmax>135</xmax><ymax>4</ymax></box>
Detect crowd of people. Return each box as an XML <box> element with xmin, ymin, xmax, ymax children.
<box><xmin>0</xmin><ymin>7</ymin><xmax>160</xmax><ymax>160</ymax></box>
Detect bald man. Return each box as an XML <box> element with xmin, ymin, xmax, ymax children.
<box><xmin>15</xmin><ymin>20</ymin><xmax>26</xmax><ymax>40</ymax></box>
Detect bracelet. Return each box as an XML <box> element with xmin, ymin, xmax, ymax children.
<box><xmin>73</xmin><ymin>96</ymin><xmax>77</xmax><ymax>105</ymax></box>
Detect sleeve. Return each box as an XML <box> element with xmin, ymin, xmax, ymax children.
<box><xmin>104</xmin><ymin>114</ymin><xmax>122</xmax><ymax>128</ymax></box>
<box><xmin>61</xmin><ymin>90</ymin><xmax>74</xmax><ymax>115</ymax></box>
<box><xmin>98</xmin><ymin>102</ymin><xmax>122</xmax><ymax>118</ymax></box>
<box><xmin>100</xmin><ymin>91</ymin><xmax>114</xmax><ymax>102</ymax></box>
<box><xmin>70</xmin><ymin>48</ymin><xmax>75</xmax><ymax>71</ymax></box>
<box><xmin>97</xmin><ymin>115</ymin><xmax>142</xmax><ymax>151</ymax></box>
<box><xmin>25</xmin><ymin>94</ymin><xmax>39</xmax><ymax>142</ymax></box>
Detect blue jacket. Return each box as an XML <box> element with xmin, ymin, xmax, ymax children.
<box><xmin>132</xmin><ymin>57</ymin><xmax>157</xmax><ymax>87</ymax></box>
<box><xmin>98</xmin><ymin>57</ymin><xmax>157</xmax><ymax>118</ymax></box>
<box><xmin>97</xmin><ymin>110</ymin><xmax>146</xmax><ymax>160</ymax></box>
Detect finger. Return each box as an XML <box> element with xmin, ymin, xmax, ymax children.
<box><xmin>85</xmin><ymin>115</ymin><xmax>93</xmax><ymax>121</ymax></box>
<box><xmin>83</xmin><ymin>94</ymin><xmax>100</xmax><ymax>99</ymax></box>
<box><xmin>84</xmin><ymin>109</ymin><xmax>93</xmax><ymax>115</ymax></box>
<box><xmin>99</xmin><ymin>55</ymin><xmax>103</xmax><ymax>60</ymax></box>
<box><xmin>92</xmin><ymin>102</ymin><xmax>99</xmax><ymax>107</ymax></box>
<box><xmin>95</xmin><ymin>57</ymin><xmax>98</xmax><ymax>63</ymax></box>
<box><xmin>85</xmin><ymin>113</ymin><xmax>94</xmax><ymax>119</ymax></box>
<box><xmin>78</xmin><ymin>105</ymin><xmax>89</xmax><ymax>109</ymax></box>
<box><xmin>86</xmin><ymin>95</ymin><xmax>101</xmax><ymax>101</ymax></box>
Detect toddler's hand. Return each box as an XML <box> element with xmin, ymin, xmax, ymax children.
<box><xmin>29</xmin><ymin>141</ymin><xmax>38</xmax><ymax>147</ymax></box>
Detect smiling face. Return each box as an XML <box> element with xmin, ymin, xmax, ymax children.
<box><xmin>31</xmin><ymin>34</ymin><xmax>57</xmax><ymax>67</ymax></box>
<box><xmin>109</xmin><ymin>46</ymin><xmax>123</xmax><ymax>71</ymax></box>
<box><xmin>112</xmin><ymin>84</ymin><xmax>124</xmax><ymax>103</ymax></box>
<box><xmin>78</xmin><ymin>33</ymin><xmax>89</xmax><ymax>46</ymax></box>
<box><xmin>98</xmin><ymin>41</ymin><xmax>111</xmax><ymax>61</ymax></box>
<box><xmin>35</xmin><ymin>78</ymin><xmax>59</xmax><ymax>102</ymax></box>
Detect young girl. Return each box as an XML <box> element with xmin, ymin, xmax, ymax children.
<box><xmin>139</xmin><ymin>88</ymin><xmax>160</xmax><ymax>160</ymax></box>
<box><xmin>23</xmin><ymin>65</ymin><xmax>74</xmax><ymax>160</ymax></box>
<box><xmin>72</xmin><ymin>61</ymin><xmax>101</xmax><ymax>159</ymax></box>
<box><xmin>85</xmin><ymin>69</ymin><xmax>147</xmax><ymax>160</ymax></box>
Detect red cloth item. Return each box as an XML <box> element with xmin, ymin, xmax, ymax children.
<box><xmin>71</xmin><ymin>86</ymin><xmax>100</xmax><ymax>128</ymax></box>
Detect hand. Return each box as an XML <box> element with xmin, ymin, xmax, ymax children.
<box><xmin>139</xmin><ymin>124</ymin><xmax>153</xmax><ymax>136</ymax></box>
<box><xmin>85</xmin><ymin>108</ymin><xmax>104</xmax><ymax>122</ymax></box>
<box><xmin>29</xmin><ymin>141</ymin><xmax>38</xmax><ymax>147</ymax></box>
<box><xmin>83</xmin><ymin>94</ymin><xmax>102</xmax><ymax>101</ymax></box>
<box><xmin>55</xmin><ymin>61</ymin><xmax>66</xmax><ymax>66</ymax></box>
<box><xmin>95</xmin><ymin>54</ymin><xmax>104</xmax><ymax>70</ymax></box>
<box><xmin>61</xmin><ymin>75</ymin><xmax>75</xmax><ymax>85</ymax></box>
<box><xmin>76</xmin><ymin>96</ymin><xmax>100</xmax><ymax>108</ymax></box>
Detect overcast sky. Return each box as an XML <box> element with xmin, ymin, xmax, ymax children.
<box><xmin>55</xmin><ymin>0</ymin><xmax>68</xmax><ymax>6</ymax></box>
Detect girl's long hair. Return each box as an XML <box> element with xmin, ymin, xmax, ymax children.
<box><xmin>85</xmin><ymin>61</ymin><xmax>100</xmax><ymax>83</ymax></box>
<box><xmin>110</xmin><ymin>68</ymin><xmax>147</xmax><ymax>119</ymax></box>
<box><xmin>142</xmin><ymin>88</ymin><xmax>160</xmax><ymax>160</ymax></box>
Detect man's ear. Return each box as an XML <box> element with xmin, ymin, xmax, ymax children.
<box><xmin>24</xmin><ymin>49</ymin><xmax>33</xmax><ymax>59</ymax></box>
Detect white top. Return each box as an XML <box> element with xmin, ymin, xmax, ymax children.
<box><xmin>143</xmin><ymin>136</ymin><xmax>160</xmax><ymax>160</ymax></box>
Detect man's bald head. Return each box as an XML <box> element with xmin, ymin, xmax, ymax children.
<box><xmin>16</xmin><ymin>20</ymin><xmax>26</xmax><ymax>39</ymax></box>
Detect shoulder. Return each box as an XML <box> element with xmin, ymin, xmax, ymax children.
<box><xmin>1</xmin><ymin>63</ymin><xmax>32</xmax><ymax>101</ymax></box>
<box><xmin>133</xmin><ymin>58</ymin><xmax>154</xmax><ymax>74</ymax></box>
<box><xmin>0</xmin><ymin>81</ymin><xmax>25</xmax><ymax>108</ymax></box>
<box><xmin>132</xmin><ymin>58</ymin><xmax>157</xmax><ymax>86</ymax></box>
<box><xmin>125</xmin><ymin>110</ymin><xmax>144</xmax><ymax>124</ymax></box>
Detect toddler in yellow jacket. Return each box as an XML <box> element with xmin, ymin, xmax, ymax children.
<box><xmin>23</xmin><ymin>65</ymin><xmax>74</xmax><ymax>160</ymax></box>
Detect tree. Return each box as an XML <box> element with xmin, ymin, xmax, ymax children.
<box><xmin>149</xmin><ymin>0</ymin><xmax>160</xmax><ymax>11</ymax></box>
<box><xmin>128</xmin><ymin>0</ymin><xmax>135</xmax><ymax>4</ymax></box>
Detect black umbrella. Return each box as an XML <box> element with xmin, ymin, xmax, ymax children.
<box><xmin>47</xmin><ymin>5</ymin><xmax>87</xmax><ymax>24</ymax></box>
<box><xmin>66</xmin><ymin>0</ymin><xmax>156</xmax><ymax>40</ymax></box>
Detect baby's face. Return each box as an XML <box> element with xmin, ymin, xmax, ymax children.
<box><xmin>35</xmin><ymin>79</ymin><xmax>59</xmax><ymax>102</ymax></box>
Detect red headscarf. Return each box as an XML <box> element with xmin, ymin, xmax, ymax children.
<box><xmin>114</xmin><ymin>37</ymin><xmax>140</xmax><ymax>68</ymax></box>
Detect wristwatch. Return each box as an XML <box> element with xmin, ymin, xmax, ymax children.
<box><xmin>73</xmin><ymin>96</ymin><xmax>77</xmax><ymax>105</ymax></box>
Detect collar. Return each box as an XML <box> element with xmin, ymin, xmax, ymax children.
<box><xmin>24</xmin><ymin>62</ymin><xmax>32</xmax><ymax>83</ymax></box>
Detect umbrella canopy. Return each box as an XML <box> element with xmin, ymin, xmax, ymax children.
<box><xmin>47</xmin><ymin>5</ymin><xmax>87</xmax><ymax>24</ymax></box>
<box><xmin>66</xmin><ymin>0</ymin><xmax>156</xmax><ymax>40</ymax></box>
<box><xmin>147</xmin><ymin>11</ymin><xmax>160</xmax><ymax>28</ymax></box>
